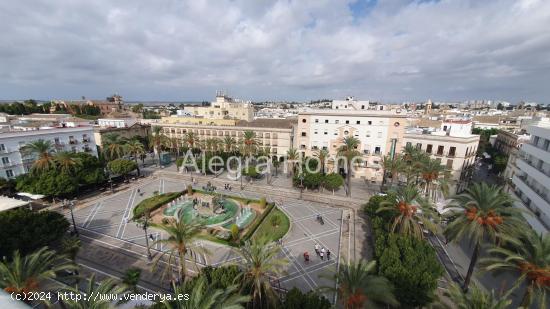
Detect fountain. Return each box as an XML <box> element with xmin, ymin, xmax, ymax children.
<box><xmin>235</xmin><ymin>207</ymin><xmax>255</xmax><ymax>229</ymax></box>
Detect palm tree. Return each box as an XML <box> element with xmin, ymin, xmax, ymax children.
<box><xmin>443</xmin><ymin>183</ymin><xmax>523</xmax><ymax>291</ymax></box>
<box><xmin>337</xmin><ymin>136</ymin><xmax>361</xmax><ymax>197</ymax></box>
<box><xmin>124</xmin><ymin>139</ymin><xmax>145</xmax><ymax>176</ymax></box>
<box><xmin>0</xmin><ymin>247</ymin><xmax>76</xmax><ymax>298</ymax></box>
<box><xmin>21</xmin><ymin>139</ymin><xmax>55</xmax><ymax>172</ymax></box>
<box><xmin>164</xmin><ymin>276</ymin><xmax>249</xmax><ymax>309</ymax></box>
<box><xmin>434</xmin><ymin>282</ymin><xmax>512</xmax><ymax>309</ymax></box>
<box><xmin>377</xmin><ymin>184</ymin><xmax>438</xmax><ymax>239</ymax></box>
<box><xmin>60</xmin><ymin>274</ymin><xmax>128</xmax><ymax>309</ymax></box>
<box><xmin>184</xmin><ymin>132</ymin><xmax>198</xmax><ymax>149</ymax></box>
<box><xmin>168</xmin><ymin>136</ymin><xmax>182</xmax><ymax>159</ymax></box>
<box><xmin>61</xmin><ymin>236</ymin><xmax>81</xmax><ymax>264</ymax></box>
<box><xmin>381</xmin><ymin>154</ymin><xmax>403</xmax><ymax>189</ymax></box>
<box><xmin>286</xmin><ymin>148</ymin><xmax>299</xmax><ymax>177</ymax></box>
<box><xmin>481</xmin><ymin>229</ymin><xmax>550</xmax><ymax>308</ymax></box>
<box><xmin>242</xmin><ymin>130</ymin><xmax>258</xmax><ymax>158</ymax></box>
<box><xmin>420</xmin><ymin>157</ymin><xmax>446</xmax><ymax>200</ymax></box>
<box><xmin>401</xmin><ymin>144</ymin><xmax>426</xmax><ymax>185</ymax></box>
<box><xmin>102</xmin><ymin>133</ymin><xmax>126</xmax><ymax>161</ymax></box>
<box><xmin>150</xmin><ymin>126</ymin><xmax>166</xmax><ymax>166</ymax></box>
<box><xmin>233</xmin><ymin>237</ymin><xmax>288</xmax><ymax>309</ymax></box>
<box><xmin>326</xmin><ymin>259</ymin><xmax>398</xmax><ymax>309</ymax></box>
<box><xmin>314</xmin><ymin>149</ymin><xmax>329</xmax><ymax>175</ymax></box>
<box><xmin>54</xmin><ymin>151</ymin><xmax>82</xmax><ymax>174</ymax></box>
<box><xmin>152</xmin><ymin>218</ymin><xmax>209</xmax><ymax>282</ymax></box>
<box><xmin>223</xmin><ymin>136</ymin><xmax>236</xmax><ymax>153</ymax></box>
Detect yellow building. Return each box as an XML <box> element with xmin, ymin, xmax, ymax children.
<box><xmin>160</xmin><ymin>116</ymin><xmax>237</xmax><ymax>126</ymax></box>
<box><xmin>184</xmin><ymin>92</ymin><xmax>255</xmax><ymax>122</ymax></box>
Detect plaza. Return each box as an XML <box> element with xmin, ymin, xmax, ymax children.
<box><xmin>66</xmin><ymin>175</ymin><xmax>346</xmax><ymax>300</ymax></box>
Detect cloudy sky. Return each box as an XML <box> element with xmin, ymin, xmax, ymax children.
<box><xmin>1</xmin><ymin>0</ymin><xmax>549</xmax><ymax>102</ymax></box>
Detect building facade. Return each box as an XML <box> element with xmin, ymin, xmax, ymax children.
<box><xmin>184</xmin><ymin>93</ymin><xmax>254</xmax><ymax>122</ymax></box>
<box><xmin>296</xmin><ymin>110</ymin><xmax>406</xmax><ymax>182</ymax></box>
<box><xmin>93</xmin><ymin>124</ymin><xmax>150</xmax><ymax>148</ymax></box>
<box><xmin>98</xmin><ymin>118</ymin><xmax>138</xmax><ymax>128</ymax></box>
<box><xmin>0</xmin><ymin>127</ymin><xmax>98</xmax><ymax>179</ymax></box>
<box><xmin>510</xmin><ymin>123</ymin><xmax>550</xmax><ymax>233</ymax></box>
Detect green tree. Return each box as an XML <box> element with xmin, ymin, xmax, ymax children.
<box><xmin>21</xmin><ymin>139</ymin><xmax>55</xmax><ymax>172</ymax></box>
<box><xmin>0</xmin><ymin>247</ymin><xmax>76</xmax><ymax>300</ymax></box>
<box><xmin>314</xmin><ymin>149</ymin><xmax>329</xmax><ymax>175</ymax></box>
<box><xmin>0</xmin><ymin>208</ymin><xmax>70</xmax><ymax>257</ymax></box>
<box><xmin>230</xmin><ymin>224</ymin><xmax>239</xmax><ymax>241</ymax></box>
<box><xmin>60</xmin><ymin>274</ymin><xmax>128</xmax><ymax>309</ymax></box>
<box><xmin>150</xmin><ymin>126</ymin><xmax>166</xmax><ymax>166</ymax></box>
<box><xmin>54</xmin><ymin>151</ymin><xmax>82</xmax><ymax>174</ymax></box>
<box><xmin>481</xmin><ymin>229</ymin><xmax>550</xmax><ymax>308</ymax></box>
<box><xmin>286</xmin><ymin>148</ymin><xmax>299</xmax><ymax>177</ymax></box>
<box><xmin>132</xmin><ymin>103</ymin><xmax>144</xmax><ymax>113</ymax></box>
<box><xmin>107</xmin><ymin>158</ymin><xmax>137</xmax><ymax>180</ymax></box>
<box><xmin>61</xmin><ymin>236</ymin><xmax>81</xmax><ymax>264</ymax></box>
<box><xmin>233</xmin><ymin>237</ymin><xmax>288</xmax><ymax>309</ymax></box>
<box><xmin>223</xmin><ymin>136</ymin><xmax>236</xmax><ymax>153</ymax></box>
<box><xmin>283</xmin><ymin>287</ymin><xmax>331</xmax><ymax>309</ymax></box>
<box><xmin>443</xmin><ymin>183</ymin><xmax>523</xmax><ymax>291</ymax></box>
<box><xmin>325</xmin><ymin>259</ymin><xmax>398</xmax><ymax>309</ymax></box>
<box><xmin>73</xmin><ymin>152</ymin><xmax>105</xmax><ymax>185</ymax></box>
<box><xmin>122</xmin><ymin>267</ymin><xmax>142</xmax><ymax>293</ymax></box>
<box><xmin>337</xmin><ymin>136</ymin><xmax>361</xmax><ymax>197</ymax></box>
<box><xmin>102</xmin><ymin>133</ymin><xmax>126</xmax><ymax>160</ymax></box>
<box><xmin>322</xmin><ymin>173</ymin><xmax>344</xmax><ymax>191</ymax></box>
<box><xmin>382</xmin><ymin>154</ymin><xmax>403</xmax><ymax>189</ymax></box>
<box><xmin>0</xmin><ymin>177</ymin><xmax>16</xmax><ymax>196</ymax></box>
<box><xmin>124</xmin><ymin>139</ymin><xmax>145</xmax><ymax>176</ymax></box>
<box><xmin>242</xmin><ymin>130</ymin><xmax>258</xmax><ymax>157</ymax></box>
<box><xmin>435</xmin><ymin>282</ymin><xmax>512</xmax><ymax>309</ymax></box>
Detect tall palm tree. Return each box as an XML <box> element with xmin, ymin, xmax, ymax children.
<box><xmin>102</xmin><ymin>133</ymin><xmax>126</xmax><ymax>161</ymax></box>
<box><xmin>168</xmin><ymin>136</ymin><xmax>182</xmax><ymax>159</ymax></box>
<box><xmin>21</xmin><ymin>139</ymin><xmax>55</xmax><ymax>172</ymax></box>
<box><xmin>401</xmin><ymin>144</ymin><xmax>427</xmax><ymax>185</ymax></box>
<box><xmin>381</xmin><ymin>154</ymin><xmax>403</xmax><ymax>189</ymax></box>
<box><xmin>325</xmin><ymin>259</ymin><xmax>398</xmax><ymax>309</ymax></box>
<box><xmin>0</xmin><ymin>247</ymin><xmax>76</xmax><ymax>298</ymax></box>
<box><xmin>124</xmin><ymin>139</ymin><xmax>145</xmax><ymax>176</ymax></box>
<box><xmin>54</xmin><ymin>151</ymin><xmax>81</xmax><ymax>174</ymax></box>
<box><xmin>223</xmin><ymin>136</ymin><xmax>236</xmax><ymax>153</ymax></box>
<box><xmin>420</xmin><ymin>157</ymin><xmax>446</xmax><ymax>200</ymax></box>
<box><xmin>377</xmin><ymin>184</ymin><xmax>438</xmax><ymax>239</ymax></box>
<box><xmin>443</xmin><ymin>183</ymin><xmax>523</xmax><ymax>291</ymax></box>
<box><xmin>242</xmin><ymin>130</ymin><xmax>258</xmax><ymax>158</ymax></box>
<box><xmin>337</xmin><ymin>136</ymin><xmax>361</xmax><ymax>197</ymax></box>
<box><xmin>164</xmin><ymin>276</ymin><xmax>249</xmax><ymax>309</ymax></box>
<box><xmin>286</xmin><ymin>148</ymin><xmax>299</xmax><ymax>177</ymax></box>
<box><xmin>434</xmin><ymin>282</ymin><xmax>512</xmax><ymax>309</ymax></box>
<box><xmin>314</xmin><ymin>149</ymin><xmax>330</xmax><ymax>175</ymax></box>
<box><xmin>152</xmin><ymin>219</ymin><xmax>209</xmax><ymax>282</ymax></box>
<box><xmin>481</xmin><ymin>229</ymin><xmax>550</xmax><ymax>308</ymax></box>
<box><xmin>150</xmin><ymin>126</ymin><xmax>166</xmax><ymax>166</ymax></box>
<box><xmin>184</xmin><ymin>132</ymin><xmax>198</xmax><ymax>149</ymax></box>
<box><xmin>233</xmin><ymin>237</ymin><xmax>288</xmax><ymax>309</ymax></box>
<box><xmin>60</xmin><ymin>274</ymin><xmax>128</xmax><ymax>309</ymax></box>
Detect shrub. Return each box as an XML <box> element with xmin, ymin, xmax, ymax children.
<box><xmin>293</xmin><ymin>172</ymin><xmax>323</xmax><ymax>189</ymax></box>
<box><xmin>107</xmin><ymin>158</ymin><xmax>137</xmax><ymax>179</ymax></box>
<box><xmin>186</xmin><ymin>184</ymin><xmax>193</xmax><ymax>195</ymax></box>
<box><xmin>133</xmin><ymin>191</ymin><xmax>183</xmax><ymax>219</ymax></box>
<box><xmin>242</xmin><ymin>203</ymin><xmax>275</xmax><ymax>241</ymax></box>
<box><xmin>283</xmin><ymin>287</ymin><xmax>331</xmax><ymax>309</ymax></box>
<box><xmin>230</xmin><ymin>224</ymin><xmax>239</xmax><ymax>240</ymax></box>
<box><xmin>270</xmin><ymin>213</ymin><xmax>282</xmax><ymax>227</ymax></box>
<box><xmin>242</xmin><ymin>166</ymin><xmax>260</xmax><ymax>178</ymax></box>
<box><xmin>322</xmin><ymin>173</ymin><xmax>344</xmax><ymax>191</ymax></box>
<box><xmin>259</xmin><ymin>196</ymin><xmax>266</xmax><ymax>209</ymax></box>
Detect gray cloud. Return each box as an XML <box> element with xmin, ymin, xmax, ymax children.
<box><xmin>0</xmin><ymin>0</ymin><xmax>549</xmax><ymax>103</ymax></box>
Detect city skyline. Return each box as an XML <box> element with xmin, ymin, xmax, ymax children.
<box><xmin>1</xmin><ymin>0</ymin><xmax>549</xmax><ymax>102</ymax></box>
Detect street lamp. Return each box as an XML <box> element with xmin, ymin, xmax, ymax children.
<box><xmin>137</xmin><ymin>212</ymin><xmax>153</xmax><ymax>262</ymax></box>
<box><xmin>65</xmin><ymin>199</ymin><xmax>79</xmax><ymax>237</ymax></box>
<box><xmin>299</xmin><ymin>173</ymin><xmax>304</xmax><ymax>199</ymax></box>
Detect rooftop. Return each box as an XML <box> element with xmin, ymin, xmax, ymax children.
<box><xmin>236</xmin><ymin>118</ymin><xmax>297</xmax><ymax>129</ymax></box>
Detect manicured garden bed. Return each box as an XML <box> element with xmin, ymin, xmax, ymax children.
<box><xmin>133</xmin><ymin>192</ymin><xmax>183</xmax><ymax>219</ymax></box>
<box><xmin>251</xmin><ymin>207</ymin><xmax>290</xmax><ymax>242</ymax></box>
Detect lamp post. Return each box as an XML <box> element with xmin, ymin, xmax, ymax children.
<box><xmin>299</xmin><ymin>174</ymin><xmax>304</xmax><ymax>200</ymax></box>
<box><xmin>66</xmin><ymin>199</ymin><xmax>79</xmax><ymax>237</ymax></box>
<box><xmin>137</xmin><ymin>212</ymin><xmax>153</xmax><ymax>262</ymax></box>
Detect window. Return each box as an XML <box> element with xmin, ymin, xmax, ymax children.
<box><xmin>449</xmin><ymin>146</ymin><xmax>456</xmax><ymax>157</ymax></box>
<box><xmin>301</xmin><ymin>132</ymin><xmax>306</xmax><ymax>137</ymax></box>
<box><xmin>366</xmin><ymin>131</ymin><xmax>371</xmax><ymax>137</ymax></box>
<box><xmin>1</xmin><ymin>157</ymin><xmax>9</xmax><ymax>164</ymax></box>
<box><xmin>374</xmin><ymin>146</ymin><xmax>381</xmax><ymax>155</ymax></box>
<box><xmin>71</xmin><ymin>146</ymin><xmax>77</xmax><ymax>153</ymax></box>
<box><xmin>315</xmin><ymin>119</ymin><xmax>319</xmax><ymax>123</ymax></box>
<box><xmin>406</xmin><ymin>142</ymin><xmax>412</xmax><ymax>147</ymax></box>
<box><xmin>314</xmin><ymin>131</ymin><xmax>318</xmax><ymax>134</ymax></box>
<box><xmin>533</xmin><ymin>136</ymin><xmax>539</xmax><ymax>145</ymax></box>
<box><xmin>345</xmin><ymin>120</ymin><xmax>349</xmax><ymax>124</ymax></box>
<box><xmin>335</xmin><ymin>120</ymin><xmax>339</xmax><ymax>124</ymax></box>
<box><xmin>356</xmin><ymin>121</ymin><xmax>360</xmax><ymax>124</ymax></box>
<box><xmin>377</xmin><ymin>132</ymin><xmax>382</xmax><ymax>138</ymax></box>
<box><xmin>416</xmin><ymin>143</ymin><xmax>422</xmax><ymax>150</ymax></box>
<box><xmin>344</xmin><ymin>130</ymin><xmax>349</xmax><ymax>136</ymax></box>
<box><xmin>446</xmin><ymin>159</ymin><xmax>453</xmax><ymax>169</ymax></box>
<box><xmin>325</xmin><ymin>119</ymin><xmax>329</xmax><ymax>124</ymax></box>
<box><xmin>368</xmin><ymin>121</ymin><xmax>372</xmax><ymax>125</ymax></box>
<box><xmin>322</xmin><ymin>146</ymin><xmax>328</xmax><ymax>150</ymax></box>
<box><xmin>6</xmin><ymin>170</ymin><xmax>14</xmax><ymax>178</ymax></box>
<box><xmin>300</xmin><ymin>145</ymin><xmax>306</xmax><ymax>149</ymax></box>
<box><xmin>426</xmin><ymin>144</ymin><xmax>433</xmax><ymax>153</ymax></box>
<box><xmin>324</xmin><ymin>131</ymin><xmax>328</xmax><ymax>135</ymax></box>
<box><xmin>465</xmin><ymin>147</ymin><xmax>469</xmax><ymax>156</ymax></box>
<box><xmin>437</xmin><ymin>145</ymin><xmax>444</xmax><ymax>155</ymax></box>
<box><xmin>302</xmin><ymin>118</ymin><xmax>307</xmax><ymax>123</ymax></box>
<box><xmin>361</xmin><ymin>105</ymin><xmax>365</xmax><ymax>109</ymax></box>
<box><xmin>54</xmin><ymin>138</ymin><xmax>60</xmax><ymax>145</ymax></box>
<box><xmin>0</xmin><ymin>144</ymin><xmax>5</xmax><ymax>151</ymax></box>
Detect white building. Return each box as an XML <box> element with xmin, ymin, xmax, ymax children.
<box><xmin>98</xmin><ymin>118</ymin><xmax>137</xmax><ymax>128</ymax></box>
<box><xmin>331</xmin><ymin>96</ymin><xmax>386</xmax><ymax>111</ymax></box>
<box><xmin>184</xmin><ymin>92</ymin><xmax>255</xmax><ymax>122</ymax></box>
<box><xmin>0</xmin><ymin>127</ymin><xmax>98</xmax><ymax>179</ymax></box>
<box><xmin>510</xmin><ymin>122</ymin><xmax>550</xmax><ymax>233</ymax></box>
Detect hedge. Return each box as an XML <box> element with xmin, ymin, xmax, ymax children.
<box><xmin>241</xmin><ymin>202</ymin><xmax>275</xmax><ymax>241</ymax></box>
<box><xmin>133</xmin><ymin>191</ymin><xmax>183</xmax><ymax>219</ymax></box>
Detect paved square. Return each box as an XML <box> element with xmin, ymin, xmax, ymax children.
<box><xmin>68</xmin><ymin>177</ymin><xmax>343</xmax><ymax>300</ymax></box>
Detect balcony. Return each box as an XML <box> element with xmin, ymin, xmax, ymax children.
<box><xmin>84</xmin><ymin>147</ymin><xmax>92</xmax><ymax>153</ymax></box>
<box><xmin>54</xmin><ymin>143</ymin><xmax>64</xmax><ymax>149</ymax></box>
<box><xmin>513</xmin><ymin>174</ymin><xmax>550</xmax><ymax>207</ymax></box>
<box><xmin>82</xmin><ymin>138</ymin><xmax>90</xmax><ymax>143</ymax></box>
<box><xmin>517</xmin><ymin>157</ymin><xmax>550</xmax><ymax>186</ymax></box>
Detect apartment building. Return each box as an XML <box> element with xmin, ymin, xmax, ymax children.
<box><xmin>155</xmin><ymin>118</ymin><xmax>295</xmax><ymax>159</ymax></box>
<box><xmin>0</xmin><ymin>127</ymin><xmax>98</xmax><ymax>179</ymax></box>
<box><xmin>296</xmin><ymin>109</ymin><xmax>406</xmax><ymax>182</ymax></box>
<box><xmin>183</xmin><ymin>92</ymin><xmax>254</xmax><ymax>122</ymax></box>
<box><xmin>403</xmin><ymin>119</ymin><xmax>479</xmax><ymax>194</ymax></box>
<box><xmin>98</xmin><ymin>117</ymin><xmax>138</xmax><ymax>128</ymax></box>
<box><xmin>510</xmin><ymin>123</ymin><xmax>550</xmax><ymax>233</ymax></box>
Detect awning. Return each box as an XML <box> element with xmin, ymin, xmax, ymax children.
<box><xmin>0</xmin><ymin>196</ymin><xmax>29</xmax><ymax>212</ymax></box>
<box><xmin>16</xmin><ymin>192</ymin><xmax>46</xmax><ymax>200</ymax></box>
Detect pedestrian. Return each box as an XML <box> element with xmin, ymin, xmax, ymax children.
<box><xmin>320</xmin><ymin>251</ymin><xmax>324</xmax><ymax>260</ymax></box>
<box><xmin>149</xmin><ymin>234</ymin><xmax>154</xmax><ymax>241</ymax></box>
<box><xmin>303</xmin><ymin>252</ymin><xmax>309</xmax><ymax>263</ymax></box>
<box><xmin>314</xmin><ymin>243</ymin><xmax>320</xmax><ymax>256</ymax></box>
<box><xmin>321</xmin><ymin>247</ymin><xmax>326</xmax><ymax>257</ymax></box>
<box><xmin>326</xmin><ymin>249</ymin><xmax>331</xmax><ymax>260</ymax></box>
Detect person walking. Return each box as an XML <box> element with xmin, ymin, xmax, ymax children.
<box><xmin>326</xmin><ymin>249</ymin><xmax>331</xmax><ymax>260</ymax></box>
<box><xmin>321</xmin><ymin>247</ymin><xmax>326</xmax><ymax>259</ymax></box>
<box><xmin>314</xmin><ymin>243</ymin><xmax>320</xmax><ymax>256</ymax></box>
<box><xmin>320</xmin><ymin>251</ymin><xmax>324</xmax><ymax>260</ymax></box>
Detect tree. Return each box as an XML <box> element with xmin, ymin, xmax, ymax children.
<box><xmin>223</xmin><ymin>136</ymin><xmax>236</xmax><ymax>153</ymax></box>
<box><xmin>61</xmin><ymin>236</ymin><xmax>81</xmax><ymax>264</ymax></box>
<box><xmin>283</xmin><ymin>287</ymin><xmax>331</xmax><ymax>309</ymax></box>
<box><xmin>436</xmin><ymin>282</ymin><xmax>512</xmax><ymax>309</ymax></box>
<box><xmin>482</xmin><ymin>229</ymin><xmax>550</xmax><ymax>308</ymax></box>
<box><xmin>0</xmin><ymin>177</ymin><xmax>16</xmax><ymax>196</ymax></box>
<box><xmin>102</xmin><ymin>133</ymin><xmax>126</xmax><ymax>160</ymax></box>
<box><xmin>314</xmin><ymin>149</ymin><xmax>329</xmax><ymax>175</ymax></box>
<box><xmin>381</xmin><ymin>154</ymin><xmax>403</xmax><ymax>189</ymax></box>
<box><xmin>21</xmin><ymin>139</ymin><xmax>55</xmax><ymax>172</ymax></box>
<box><xmin>150</xmin><ymin>126</ymin><xmax>166</xmax><ymax>166</ymax></box>
<box><xmin>73</xmin><ymin>152</ymin><xmax>106</xmax><ymax>186</ymax></box>
<box><xmin>0</xmin><ymin>208</ymin><xmax>70</xmax><ymax>257</ymax></box>
<box><xmin>184</xmin><ymin>132</ymin><xmax>198</xmax><ymax>149</ymax></box>
<box><xmin>152</xmin><ymin>219</ymin><xmax>208</xmax><ymax>282</ymax></box>
<box><xmin>497</xmin><ymin>102</ymin><xmax>504</xmax><ymax>110</ymax></box>
<box><xmin>286</xmin><ymin>148</ymin><xmax>299</xmax><ymax>177</ymax></box>
<box><xmin>16</xmin><ymin>169</ymin><xmax>78</xmax><ymax>197</ymax></box>
<box><xmin>124</xmin><ymin>139</ymin><xmax>145</xmax><ymax>176</ymax></box>
<box><xmin>122</xmin><ymin>267</ymin><xmax>142</xmax><ymax>293</ymax></box>
<box><xmin>233</xmin><ymin>237</ymin><xmax>288</xmax><ymax>308</ymax></box>
<box><xmin>443</xmin><ymin>183</ymin><xmax>523</xmax><ymax>291</ymax></box>
<box><xmin>54</xmin><ymin>151</ymin><xmax>82</xmax><ymax>174</ymax></box>
<box><xmin>60</xmin><ymin>274</ymin><xmax>128</xmax><ymax>309</ymax></box>
<box><xmin>230</xmin><ymin>224</ymin><xmax>239</xmax><ymax>241</ymax></box>
<box><xmin>377</xmin><ymin>185</ymin><xmax>438</xmax><ymax>239</ymax></box>
<box><xmin>242</xmin><ymin>130</ymin><xmax>258</xmax><ymax>157</ymax></box>
<box><xmin>0</xmin><ymin>247</ymin><xmax>76</xmax><ymax>300</ymax></box>
<box><xmin>337</xmin><ymin>136</ymin><xmax>361</xmax><ymax>197</ymax></box>
<box><xmin>107</xmin><ymin>159</ymin><xmax>137</xmax><ymax>180</ymax></box>
<box><xmin>325</xmin><ymin>259</ymin><xmax>398</xmax><ymax>309</ymax></box>
<box><xmin>132</xmin><ymin>103</ymin><xmax>144</xmax><ymax>113</ymax></box>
